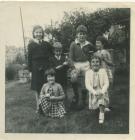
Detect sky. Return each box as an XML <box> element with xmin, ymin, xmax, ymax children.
<box><xmin>0</xmin><ymin>2</ymin><xmax>102</xmax><ymax>48</ymax></box>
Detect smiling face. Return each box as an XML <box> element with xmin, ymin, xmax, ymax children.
<box><xmin>33</xmin><ymin>28</ymin><xmax>43</xmax><ymax>40</ymax></box>
<box><xmin>77</xmin><ymin>32</ymin><xmax>86</xmax><ymax>43</ymax></box>
<box><xmin>91</xmin><ymin>57</ymin><xmax>101</xmax><ymax>72</ymax></box>
<box><xmin>54</xmin><ymin>48</ymin><xmax>62</xmax><ymax>57</ymax></box>
<box><xmin>96</xmin><ymin>40</ymin><xmax>104</xmax><ymax>50</ymax></box>
<box><xmin>47</xmin><ymin>75</ymin><xmax>55</xmax><ymax>84</ymax></box>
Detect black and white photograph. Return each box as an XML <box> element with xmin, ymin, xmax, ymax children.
<box><xmin>0</xmin><ymin>1</ymin><xmax>134</xmax><ymax>137</ymax></box>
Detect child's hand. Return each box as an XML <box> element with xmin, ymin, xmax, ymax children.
<box><xmin>50</xmin><ymin>96</ymin><xmax>57</xmax><ymax>101</ymax></box>
<box><xmin>56</xmin><ymin>65</ymin><xmax>62</xmax><ymax>69</ymax></box>
<box><xmin>63</xmin><ymin>61</ymin><xmax>68</xmax><ymax>65</ymax></box>
<box><xmin>92</xmin><ymin>91</ymin><xmax>97</xmax><ymax>95</ymax></box>
<box><xmin>45</xmin><ymin>93</ymin><xmax>50</xmax><ymax>99</ymax></box>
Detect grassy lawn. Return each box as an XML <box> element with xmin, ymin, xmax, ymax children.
<box><xmin>5</xmin><ymin>74</ymin><xmax>129</xmax><ymax>133</ymax></box>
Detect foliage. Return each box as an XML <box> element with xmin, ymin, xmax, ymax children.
<box><xmin>6</xmin><ymin>64</ymin><xmax>23</xmax><ymax>81</ymax></box>
<box><xmin>6</xmin><ymin>64</ymin><xmax>16</xmax><ymax>80</ymax></box>
<box><xmin>14</xmin><ymin>53</ymin><xmax>26</xmax><ymax>64</ymax></box>
<box><xmin>44</xmin><ymin>8</ymin><xmax>130</xmax><ymax>51</ymax></box>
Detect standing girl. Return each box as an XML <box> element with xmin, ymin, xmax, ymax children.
<box><xmin>85</xmin><ymin>56</ymin><xmax>109</xmax><ymax>124</ymax></box>
<box><xmin>28</xmin><ymin>25</ymin><xmax>53</xmax><ymax>113</ymax></box>
<box><xmin>94</xmin><ymin>36</ymin><xmax>114</xmax><ymax>87</ymax></box>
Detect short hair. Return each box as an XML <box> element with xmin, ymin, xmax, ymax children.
<box><xmin>96</xmin><ymin>35</ymin><xmax>108</xmax><ymax>47</ymax></box>
<box><xmin>89</xmin><ymin>55</ymin><xmax>102</xmax><ymax>66</ymax></box>
<box><xmin>76</xmin><ymin>25</ymin><xmax>87</xmax><ymax>34</ymax></box>
<box><xmin>53</xmin><ymin>42</ymin><xmax>63</xmax><ymax>49</ymax></box>
<box><xmin>32</xmin><ymin>25</ymin><xmax>44</xmax><ymax>39</ymax></box>
<box><xmin>45</xmin><ymin>68</ymin><xmax>55</xmax><ymax>77</ymax></box>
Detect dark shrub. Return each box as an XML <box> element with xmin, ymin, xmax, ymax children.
<box><xmin>5</xmin><ymin>64</ymin><xmax>23</xmax><ymax>81</ymax></box>
<box><xmin>6</xmin><ymin>65</ymin><xmax>16</xmax><ymax>80</ymax></box>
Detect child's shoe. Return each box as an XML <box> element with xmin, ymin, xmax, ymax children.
<box><xmin>99</xmin><ymin>112</ymin><xmax>104</xmax><ymax>124</ymax></box>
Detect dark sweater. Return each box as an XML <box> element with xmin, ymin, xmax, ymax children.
<box><xmin>49</xmin><ymin>55</ymin><xmax>69</xmax><ymax>87</ymax></box>
<box><xmin>69</xmin><ymin>41</ymin><xmax>96</xmax><ymax>63</ymax></box>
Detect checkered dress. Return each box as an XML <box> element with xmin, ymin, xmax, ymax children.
<box><xmin>40</xmin><ymin>83</ymin><xmax>66</xmax><ymax>118</ymax></box>
<box><xmin>40</xmin><ymin>97</ymin><xmax>66</xmax><ymax>118</ymax></box>
<box><xmin>48</xmin><ymin>101</ymin><xmax>66</xmax><ymax>118</ymax></box>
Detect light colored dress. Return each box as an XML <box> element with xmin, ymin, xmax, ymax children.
<box><xmin>85</xmin><ymin>68</ymin><xmax>109</xmax><ymax>109</ymax></box>
<box><xmin>39</xmin><ymin>83</ymin><xmax>66</xmax><ymax>118</ymax></box>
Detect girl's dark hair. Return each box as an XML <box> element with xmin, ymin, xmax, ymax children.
<box><xmin>89</xmin><ymin>55</ymin><xmax>102</xmax><ymax>66</ymax></box>
<box><xmin>96</xmin><ymin>35</ymin><xmax>108</xmax><ymax>49</ymax></box>
<box><xmin>32</xmin><ymin>25</ymin><xmax>44</xmax><ymax>39</ymax></box>
<box><xmin>45</xmin><ymin>68</ymin><xmax>55</xmax><ymax>76</ymax></box>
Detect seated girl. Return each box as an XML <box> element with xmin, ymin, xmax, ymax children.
<box><xmin>39</xmin><ymin>68</ymin><xmax>66</xmax><ymax>118</ymax></box>
<box><xmin>85</xmin><ymin>55</ymin><xmax>109</xmax><ymax>124</ymax></box>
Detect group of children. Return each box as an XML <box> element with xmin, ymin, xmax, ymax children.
<box><xmin>28</xmin><ymin>24</ymin><xmax>113</xmax><ymax>124</ymax></box>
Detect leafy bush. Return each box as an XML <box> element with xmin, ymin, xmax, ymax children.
<box><xmin>6</xmin><ymin>64</ymin><xmax>23</xmax><ymax>81</ymax></box>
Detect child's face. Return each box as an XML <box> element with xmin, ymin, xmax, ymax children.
<box><xmin>77</xmin><ymin>32</ymin><xmax>86</xmax><ymax>43</ymax></box>
<box><xmin>34</xmin><ymin>28</ymin><xmax>43</xmax><ymax>40</ymax></box>
<box><xmin>91</xmin><ymin>58</ymin><xmax>100</xmax><ymax>71</ymax></box>
<box><xmin>54</xmin><ymin>49</ymin><xmax>62</xmax><ymax>56</ymax></box>
<box><xmin>96</xmin><ymin>40</ymin><xmax>103</xmax><ymax>50</ymax></box>
<box><xmin>47</xmin><ymin>75</ymin><xmax>55</xmax><ymax>84</ymax></box>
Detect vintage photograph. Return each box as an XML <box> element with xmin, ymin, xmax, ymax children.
<box><xmin>2</xmin><ymin>2</ymin><xmax>131</xmax><ymax>134</ymax></box>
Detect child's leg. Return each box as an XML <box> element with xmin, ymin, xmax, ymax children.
<box><xmin>99</xmin><ymin>104</ymin><xmax>105</xmax><ymax>124</ymax></box>
<box><xmin>99</xmin><ymin>104</ymin><xmax>105</xmax><ymax>113</ymax></box>
<box><xmin>72</xmin><ymin>82</ymin><xmax>79</xmax><ymax>104</ymax></box>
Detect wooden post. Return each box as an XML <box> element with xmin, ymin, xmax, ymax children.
<box><xmin>20</xmin><ymin>7</ymin><xmax>27</xmax><ymax>62</ymax></box>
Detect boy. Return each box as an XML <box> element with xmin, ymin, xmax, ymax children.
<box><xmin>49</xmin><ymin>42</ymin><xmax>69</xmax><ymax>97</ymax></box>
<box><xmin>69</xmin><ymin>25</ymin><xmax>96</xmax><ymax>108</ymax></box>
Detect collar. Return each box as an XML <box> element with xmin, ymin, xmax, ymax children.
<box><xmin>55</xmin><ymin>55</ymin><xmax>61</xmax><ymax>60</ymax></box>
<box><xmin>75</xmin><ymin>39</ymin><xmax>90</xmax><ymax>48</ymax></box>
<box><xmin>33</xmin><ymin>39</ymin><xmax>43</xmax><ymax>44</ymax></box>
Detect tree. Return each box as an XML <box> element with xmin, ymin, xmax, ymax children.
<box><xmin>44</xmin><ymin>8</ymin><xmax>130</xmax><ymax>52</ymax></box>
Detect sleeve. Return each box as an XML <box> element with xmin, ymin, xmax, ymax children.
<box><xmin>101</xmin><ymin>69</ymin><xmax>109</xmax><ymax>94</ymax></box>
<box><xmin>40</xmin><ymin>84</ymin><xmax>46</xmax><ymax>98</ymax></box>
<box><xmin>58</xmin><ymin>84</ymin><xmax>65</xmax><ymax>96</ymax></box>
<box><xmin>90</xmin><ymin>42</ymin><xmax>96</xmax><ymax>52</ymax></box>
<box><xmin>85</xmin><ymin>71</ymin><xmax>96</xmax><ymax>94</ymax></box>
<box><xmin>27</xmin><ymin>43</ymin><xmax>32</xmax><ymax>72</ymax></box>
<box><xmin>69</xmin><ymin>42</ymin><xmax>75</xmax><ymax>68</ymax></box>
<box><xmin>104</xmin><ymin>50</ymin><xmax>113</xmax><ymax>66</ymax></box>
<box><xmin>107</xmin><ymin>50</ymin><xmax>112</xmax><ymax>62</ymax></box>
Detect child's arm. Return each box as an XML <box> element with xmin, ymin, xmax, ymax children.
<box><xmin>102</xmin><ymin>50</ymin><xmax>113</xmax><ymax>66</ymax></box>
<box><xmin>40</xmin><ymin>85</ymin><xmax>45</xmax><ymax>99</ymax></box>
<box><xmin>50</xmin><ymin>84</ymin><xmax>65</xmax><ymax>101</ymax></box>
<box><xmin>100</xmin><ymin>69</ymin><xmax>109</xmax><ymax>94</ymax></box>
<box><xmin>50</xmin><ymin>95</ymin><xmax>65</xmax><ymax>101</ymax></box>
<box><xmin>56</xmin><ymin>59</ymin><xmax>69</xmax><ymax>70</ymax></box>
<box><xmin>56</xmin><ymin>65</ymin><xmax>63</xmax><ymax>70</ymax></box>
<box><xmin>40</xmin><ymin>84</ymin><xmax>50</xmax><ymax>99</ymax></box>
<box><xmin>27</xmin><ymin>44</ymin><xmax>32</xmax><ymax>72</ymax></box>
<box><xmin>69</xmin><ymin>43</ymin><xmax>76</xmax><ymax>69</ymax></box>
<box><xmin>85</xmin><ymin>71</ymin><xmax>97</xmax><ymax>95</ymax></box>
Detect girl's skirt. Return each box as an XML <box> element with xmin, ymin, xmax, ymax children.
<box><xmin>88</xmin><ymin>92</ymin><xmax>109</xmax><ymax>110</ymax></box>
<box><xmin>40</xmin><ymin>97</ymin><xmax>66</xmax><ymax>118</ymax></box>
